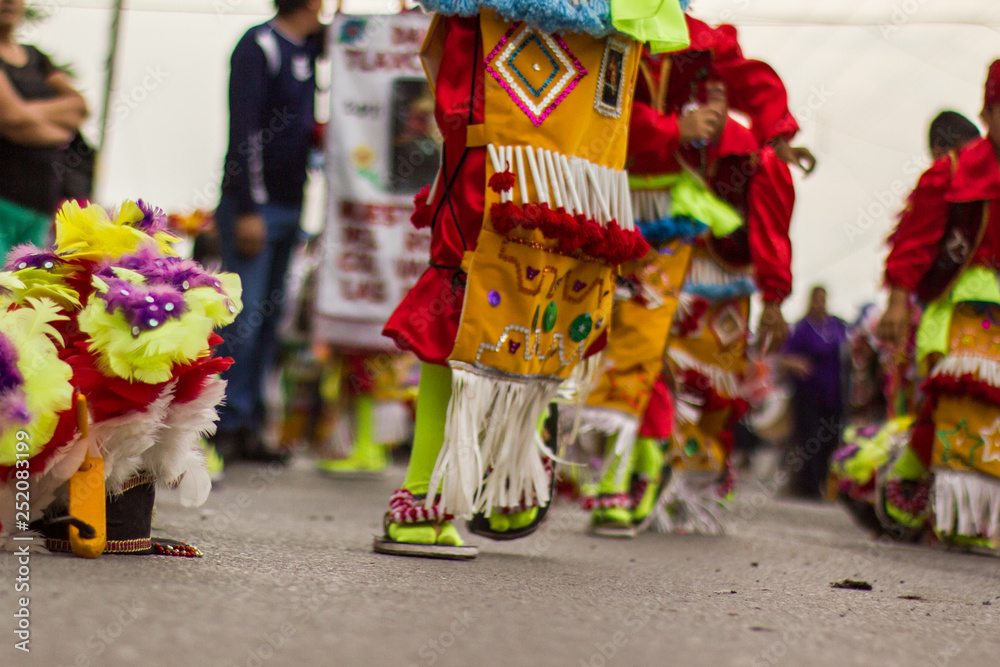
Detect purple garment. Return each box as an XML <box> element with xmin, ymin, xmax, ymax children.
<box><xmin>784</xmin><ymin>315</ymin><xmax>848</xmax><ymax>410</ymax></box>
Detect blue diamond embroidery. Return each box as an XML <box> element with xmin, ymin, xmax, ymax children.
<box><xmin>507</xmin><ymin>35</ymin><xmax>560</xmax><ymax>98</ymax></box>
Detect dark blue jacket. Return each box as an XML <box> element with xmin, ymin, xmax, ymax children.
<box><xmin>220</xmin><ymin>21</ymin><xmax>321</xmax><ymax>215</ymax></box>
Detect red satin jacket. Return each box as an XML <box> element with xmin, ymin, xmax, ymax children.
<box><xmin>885</xmin><ymin>137</ymin><xmax>1000</xmax><ymax>291</ymax></box>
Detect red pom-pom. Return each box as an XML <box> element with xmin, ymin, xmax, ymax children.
<box><xmin>411</xmin><ymin>185</ymin><xmax>434</xmax><ymax>229</ymax></box>
<box><xmin>488</xmin><ymin>170</ymin><xmax>516</xmax><ymax>194</ymax></box>
<box><xmin>578</xmin><ymin>218</ymin><xmax>605</xmax><ymax>257</ymax></box>
<box><xmin>489</xmin><ymin>202</ymin><xmax>520</xmax><ymax>235</ymax></box>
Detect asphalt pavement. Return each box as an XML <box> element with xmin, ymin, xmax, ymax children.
<box><xmin>2</xmin><ymin>457</ymin><xmax>999</xmax><ymax>667</ymax></box>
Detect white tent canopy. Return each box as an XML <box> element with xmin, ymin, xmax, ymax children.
<box><xmin>23</xmin><ymin>0</ymin><xmax>1000</xmax><ymax>319</ymax></box>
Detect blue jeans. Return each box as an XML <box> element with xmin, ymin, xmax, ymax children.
<box><xmin>215</xmin><ymin>196</ymin><xmax>302</xmax><ymax>433</ymax></box>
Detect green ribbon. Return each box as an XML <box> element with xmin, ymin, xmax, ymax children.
<box><xmin>916</xmin><ymin>265</ymin><xmax>1000</xmax><ymax>362</ymax></box>
<box><xmin>629</xmin><ymin>170</ymin><xmax>742</xmax><ymax>238</ymax></box>
<box><xmin>611</xmin><ymin>0</ymin><xmax>689</xmax><ymax>53</ymax></box>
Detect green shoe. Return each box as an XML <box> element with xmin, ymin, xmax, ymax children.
<box><xmin>373</xmin><ymin>490</ymin><xmax>478</xmax><ymax>559</ymax></box>
<box><xmin>630</xmin><ymin>437</ymin><xmax>668</xmax><ymax>528</ymax></box>
<box><xmin>375</xmin><ymin>518</ymin><xmax>478</xmax><ymax>560</ymax></box>
<box><xmin>316</xmin><ymin>448</ymin><xmax>388</xmax><ymax>477</ymax></box>
<box><xmin>589</xmin><ymin>505</ymin><xmax>636</xmax><ymax>538</ymax></box>
<box><xmin>487</xmin><ymin>507</ymin><xmax>539</xmax><ymax>533</ymax></box>
<box><xmin>202</xmin><ymin>440</ymin><xmax>225</xmax><ymax>485</ymax></box>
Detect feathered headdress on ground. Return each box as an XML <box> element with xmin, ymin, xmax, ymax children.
<box><xmin>0</xmin><ymin>199</ymin><xmax>242</xmax><ymax>548</ymax></box>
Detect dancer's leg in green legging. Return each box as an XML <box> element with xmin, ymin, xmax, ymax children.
<box><xmin>592</xmin><ymin>433</ymin><xmax>633</xmax><ymax>525</ymax></box>
<box><xmin>317</xmin><ymin>393</ymin><xmax>386</xmax><ymax>472</ymax></box>
<box><xmin>630</xmin><ymin>437</ymin><xmax>665</xmax><ymax>523</ymax></box>
<box><xmin>488</xmin><ymin>407</ymin><xmax>548</xmax><ymax>532</ymax></box>
<box><xmin>388</xmin><ymin>362</ymin><xmax>462</xmax><ymax>546</ymax></box>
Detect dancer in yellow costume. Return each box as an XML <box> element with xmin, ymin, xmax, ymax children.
<box><xmin>877</xmin><ymin>61</ymin><xmax>1000</xmax><ymax>553</ymax></box>
<box><xmin>580</xmin><ymin>4</ymin><xmax>806</xmax><ymax>536</ymax></box>
<box><xmin>374</xmin><ymin>0</ymin><xmax>690</xmax><ymax>558</ymax></box>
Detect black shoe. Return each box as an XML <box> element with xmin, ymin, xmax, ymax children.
<box><xmin>210</xmin><ymin>429</ymin><xmax>243</xmax><ymax>466</ymax></box>
<box><xmin>239</xmin><ymin>428</ymin><xmax>291</xmax><ymax>465</ymax></box>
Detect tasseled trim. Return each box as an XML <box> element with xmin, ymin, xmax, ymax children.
<box><xmin>683</xmin><ymin>253</ymin><xmax>755</xmax><ymax>302</ymax></box>
<box><xmin>932</xmin><ymin>354</ymin><xmax>1000</xmax><ymax>383</ymax></box>
<box><xmin>668</xmin><ymin>347</ymin><xmax>744</xmax><ymax>402</ymax></box>
<box><xmin>485</xmin><ymin>143</ymin><xmax>635</xmax><ymax>230</ymax></box>
<box><xmin>489</xmin><ymin>169</ymin><xmax>516</xmax><ymax>194</ymax></box>
<box><xmin>577</xmin><ymin>406</ymin><xmax>639</xmax><ymax>486</ymax></box>
<box><xmin>495</xmin><ymin>459</ymin><xmax>553</xmax><ymax>513</ymax></box>
<box><xmin>556</xmin><ymin>350</ymin><xmax>602</xmax><ymax>405</ymax></box>
<box><xmin>923</xmin><ymin>356</ymin><xmax>1000</xmax><ymax>407</ymax></box>
<box><xmin>649</xmin><ymin>469</ymin><xmax>728</xmax><ymax>535</ymax></box>
<box><xmin>678</xmin><ymin>369</ymin><xmax>749</xmax><ymax>416</ymax></box>
<box><xmin>428</xmin><ymin>367</ymin><xmax>557</xmax><ymax>518</ymax></box>
<box><xmin>672</xmin><ymin>296</ymin><xmax>709</xmax><ymax>337</ymax></box>
<box><xmin>389</xmin><ymin>488</ymin><xmax>454</xmax><ymax>525</ymax></box>
<box><xmin>581</xmin><ymin>492</ymin><xmax>630</xmax><ymax>510</ymax></box>
<box><xmin>411</xmin><ymin>185</ymin><xmax>433</xmax><ymax>230</ymax></box>
<box><xmin>933</xmin><ymin>469</ymin><xmax>1000</xmax><ymax>542</ymax></box>
<box><xmin>490</xmin><ymin>202</ymin><xmax>648</xmax><ymax>266</ymax></box>
<box><xmin>556</xmin><ymin>351</ymin><xmax>604</xmax><ymax>450</ymax></box>
<box><xmin>922</xmin><ymin>372</ymin><xmax>1000</xmax><ymax>408</ymax></box>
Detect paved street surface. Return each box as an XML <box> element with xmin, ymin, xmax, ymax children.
<box><xmin>3</xmin><ymin>458</ymin><xmax>999</xmax><ymax>667</ymax></box>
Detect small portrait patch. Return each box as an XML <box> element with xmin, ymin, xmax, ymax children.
<box><xmin>594</xmin><ymin>38</ymin><xmax>631</xmax><ymax>118</ymax></box>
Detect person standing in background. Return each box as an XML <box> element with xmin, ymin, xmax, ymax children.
<box><xmin>0</xmin><ymin>0</ymin><xmax>88</xmax><ymax>257</ymax></box>
<box><xmin>214</xmin><ymin>0</ymin><xmax>323</xmax><ymax>463</ymax></box>
<box><xmin>782</xmin><ymin>286</ymin><xmax>848</xmax><ymax>500</ymax></box>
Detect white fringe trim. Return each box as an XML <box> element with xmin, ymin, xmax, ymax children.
<box><xmin>374</xmin><ymin>400</ymin><xmax>413</xmax><ymax>446</ymax></box>
<box><xmin>487</xmin><ymin>143</ymin><xmax>634</xmax><ymax>230</ymax></box>
<box><xmin>686</xmin><ymin>253</ymin><xmax>751</xmax><ymax>285</ymax></box>
<box><xmin>933</xmin><ymin>469</ymin><xmax>1000</xmax><ymax>542</ymax></box>
<box><xmin>649</xmin><ymin>470</ymin><xmax>727</xmax><ymax>535</ymax></box>
<box><xmin>667</xmin><ymin>347</ymin><xmax>743</xmax><ymax>399</ymax></box>
<box><xmin>556</xmin><ymin>351</ymin><xmax>603</xmax><ymax>405</ymax></box>
<box><xmin>930</xmin><ymin>355</ymin><xmax>1000</xmax><ymax>387</ymax></box>
<box><xmin>428</xmin><ymin>367</ymin><xmax>558</xmax><ymax>518</ymax></box>
<box><xmin>576</xmin><ymin>406</ymin><xmax>639</xmax><ymax>487</ymax></box>
<box><xmin>555</xmin><ymin>351</ymin><xmax>603</xmax><ymax>457</ymax></box>
<box><xmin>631</xmin><ymin>189</ymin><xmax>673</xmax><ymax>225</ymax></box>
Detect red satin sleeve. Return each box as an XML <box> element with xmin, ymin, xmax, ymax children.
<box><xmin>689</xmin><ymin>18</ymin><xmax>799</xmax><ymax>145</ymax></box>
<box><xmin>747</xmin><ymin>148</ymin><xmax>794</xmax><ymax>303</ymax></box>
<box><xmin>719</xmin><ymin>57</ymin><xmax>800</xmax><ymax>146</ymax></box>
<box><xmin>884</xmin><ymin>157</ymin><xmax>953</xmax><ymax>291</ymax></box>
<box><xmin>627</xmin><ymin>101</ymin><xmax>681</xmax><ymax>175</ymax></box>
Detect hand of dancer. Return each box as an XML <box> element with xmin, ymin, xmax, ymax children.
<box><xmin>679</xmin><ymin>82</ymin><xmax>727</xmax><ymax>145</ymax></box>
<box><xmin>876</xmin><ymin>287</ymin><xmax>910</xmax><ymax>347</ymax></box>
<box><xmin>773</xmin><ymin>138</ymin><xmax>817</xmax><ymax>174</ymax></box>
<box><xmin>235</xmin><ymin>213</ymin><xmax>266</xmax><ymax>257</ymax></box>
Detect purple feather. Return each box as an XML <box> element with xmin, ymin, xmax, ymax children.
<box><xmin>135</xmin><ymin>199</ymin><xmax>168</xmax><ymax>234</ymax></box>
<box><xmin>112</xmin><ymin>246</ymin><xmax>170</xmax><ymax>276</ymax></box>
<box><xmin>0</xmin><ymin>393</ymin><xmax>30</xmax><ymax>425</ymax></box>
<box><xmin>100</xmin><ymin>278</ymin><xmax>187</xmax><ymax>334</ymax></box>
<box><xmin>4</xmin><ymin>245</ymin><xmax>61</xmax><ymax>272</ymax></box>
<box><xmin>0</xmin><ymin>333</ymin><xmax>24</xmax><ymax>394</ymax></box>
<box><xmin>115</xmin><ymin>248</ymin><xmax>223</xmax><ymax>293</ymax></box>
